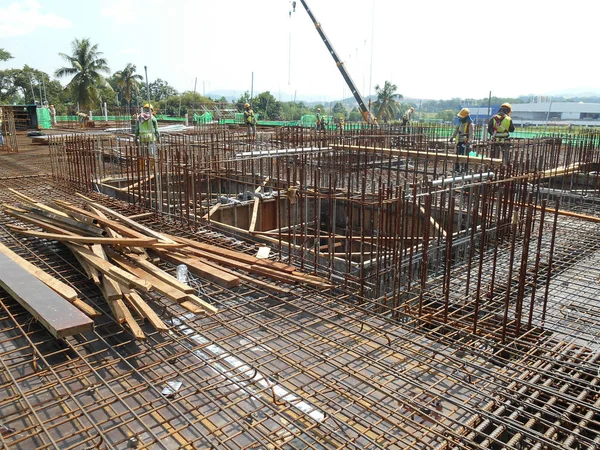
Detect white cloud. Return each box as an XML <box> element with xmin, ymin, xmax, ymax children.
<box><xmin>100</xmin><ymin>0</ymin><xmax>137</xmax><ymax>25</ymax></box>
<box><xmin>101</xmin><ymin>0</ymin><xmax>167</xmax><ymax>25</ymax></box>
<box><xmin>0</xmin><ymin>0</ymin><xmax>71</xmax><ymax>38</ymax></box>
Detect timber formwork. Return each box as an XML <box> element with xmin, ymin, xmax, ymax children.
<box><xmin>0</xmin><ymin>126</ymin><xmax>600</xmax><ymax>448</ymax></box>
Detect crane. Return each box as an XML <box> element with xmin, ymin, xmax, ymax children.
<box><xmin>298</xmin><ymin>0</ymin><xmax>376</xmax><ymax>124</ymax></box>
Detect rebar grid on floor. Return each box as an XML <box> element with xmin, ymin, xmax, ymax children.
<box><xmin>1</xmin><ymin>123</ymin><xmax>600</xmax><ymax>448</ymax></box>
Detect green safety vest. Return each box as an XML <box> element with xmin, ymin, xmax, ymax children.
<box><xmin>139</xmin><ymin>118</ymin><xmax>156</xmax><ymax>143</ymax></box>
<box><xmin>492</xmin><ymin>114</ymin><xmax>511</xmax><ymax>139</ymax></box>
<box><xmin>457</xmin><ymin>121</ymin><xmax>471</xmax><ymax>142</ymax></box>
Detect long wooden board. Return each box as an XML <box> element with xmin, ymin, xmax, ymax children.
<box><xmin>154</xmin><ymin>251</ymin><xmax>240</xmax><ymax>289</ymax></box>
<box><xmin>0</xmin><ymin>252</ymin><xmax>94</xmax><ymax>339</ymax></box>
<box><xmin>7</xmin><ymin>226</ymin><xmax>159</xmax><ymax>247</ymax></box>
<box><xmin>75</xmin><ymin>193</ymin><xmax>177</xmax><ymax>244</ymax></box>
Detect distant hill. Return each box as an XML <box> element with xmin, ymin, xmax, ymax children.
<box><xmin>544</xmin><ymin>87</ymin><xmax>600</xmax><ymax>99</ymax></box>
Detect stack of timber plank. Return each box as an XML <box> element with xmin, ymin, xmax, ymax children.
<box><xmin>3</xmin><ymin>190</ymin><xmax>332</xmax><ymax>339</ymax></box>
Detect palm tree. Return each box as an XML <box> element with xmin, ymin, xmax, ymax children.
<box><xmin>373</xmin><ymin>81</ymin><xmax>403</xmax><ymax>123</ymax></box>
<box><xmin>113</xmin><ymin>63</ymin><xmax>142</xmax><ymax>110</ymax></box>
<box><xmin>55</xmin><ymin>38</ymin><xmax>110</xmax><ymax>111</ymax></box>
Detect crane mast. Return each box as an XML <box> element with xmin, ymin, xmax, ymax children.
<box><xmin>299</xmin><ymin>0</ymin><xmax>375</xmax><ymax>123</ymax></box>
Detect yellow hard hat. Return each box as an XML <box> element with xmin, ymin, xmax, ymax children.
<box><xmin>244</xmin><ymin>103</ymin><xmax>250</xmax><ymax>108</ymax></box>
<box><xmin>317</xmin><ymin>108</ymin><xmax>321</xmax><ymax>112</ymax></box>
<box><xmin>457</xmin><ymin>108</ymin><xmax>470</xmax><ymax>118</ymax></box>
<box><xmin>409</xmin><ymin>107</ymin><xmax>415</xmax><ymax>111</ymax></box>
<box><xmin>501</xmin><ymin>102</ymin><xmax>512</xmax><ymax>113</ymax></box>
<box><xmin>143</xmin><ymin>103</ymin><xmax>154</xmax><ymax>110</ymax></box>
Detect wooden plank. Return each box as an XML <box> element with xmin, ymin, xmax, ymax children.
<box><xmin>202</xmin><ymin>202</ymin><xmax>221</xmax><ymax>220</ymax></box>
<box><xmin>183</xmin><ymin>294</ymin><xmax>219</xmax><ymax>315</ymax></box>
<box><xmin>101</xmin><ymin>275</ymin><xmax>123</xmax><ymax>301</ymax></box>
<box><xmin>180</xmin><ymin>301</ymin><xmax>203</xmax><ymax>314</ymax></box>
<box><xmin>167</xmin><ymin>234</ymin><xmax>295</xmax><ymax>273</ymax></box>
<box><xmin>67</xmin><ymin>245</ymin><xmax>151</xmax><ymax>292</ymax></box>
<box><xmin>124</xmin><ymin>291</ymin><xmax>169</xmax><ymax>332</ymax></box>
<box><xmin>7</xmin><ymin>189</ymin><xmax>71</xmax><ymax>218</ymax></box>
<box><xmin>418</xmin><ymin>205</ymin><xmax>447</xmax><ymax>238</ymax></box>
<box><xmin>154</xmin><ymin>251</ymin><xmax>240</xmax><ymax>289</ymax></box>
<box><xmin>181</xmin><ymin>250</ymin><xmax>291</xmax><ymax>294</ymax></box>
<box><xmin>249</xmin><ymin>197</ymin><xmax>260</xmax><ymax>233</ymax></box>
<box><xmin>127</xmin><ymin>212</ymin><xmax>155</xmax><ymax>220</ymax></box>
<box><xmin>6</xmin><ymin>226</ymin><xmax>159</xmax><ymax>247</ymax></box>
<box><xmin>75</xmin><ymin>193</ymin><xmax>177</xmax><ymax>244</ymax></box>
<box><xmin>127</xmin><ymin>254</ymin><xmax>195</xmax><ymax>294</ymax></box>
<box><xmin>105</xmin><ymin>297</ymin><xmax>126</xmax><ymax>323</ymax></box>
<box><xmin>120</xmin><ymin>301</ymin><xmax>146</xmax><ymax>340</ymax></box>
<box><xmin>87</xmin><ymin>206</ymin><xmax>148</xmax><ymax>257</ymax></box>
<box><xmin>72</xmin><ymin>299</ymin><xmax>101</xmax><ymax>317</ymax></box>
<box><xmin>0</xmin><ymin>242</ymin><xmax>100</xmax><ymax>317</ymax></box>
<box><xmin>54</xmin><ymin>200</ymin><xmax>149</xmax><ymax>239</ymax></box>
<box><xmin>0</xmin><ymin>242</ymin><xmax>78</xmax><ymax>301</ymax></box>
<box><xmin>72</xmin><ymin>250</ymin><xmax>101</xmax><ymax>284</ymax></box>
<box><xmin>5</xmin><ymin>210</ymin><xmax>79</xmax><ymax>236</ymax></box>
<box><xmin>0</xmin><ymin>252</ymin><xmax>94</xmax><ymax>339</ymax></box>
<box><xmin>109</xmin><ymin>253</ymin><xmax>189</xmax><ymax>303</ymax></box>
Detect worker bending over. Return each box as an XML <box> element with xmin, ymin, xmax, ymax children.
<box><xmin>135</xmin><ymin>103</ymin><xmax>160</xmax><ymax>157</ymax></box>
<box><xmin>450</xmin><ymin>108</ymin><xmax>474</xmax><ymax>173</ymax></box>
<box><xmin>244</xmin><ymin>103</ymin><xmax>257</xmax><ymax>140</ymax></box>
<box><xmin>487</xmin><ymin>103</ymin><xmax>514</xmax><ymax>164</ymax></box>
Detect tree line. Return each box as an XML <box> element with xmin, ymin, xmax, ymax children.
<box><xmin>2</xmin><ymin>39</ymin><xmax>596</xmax><ymax>122</ymax></box>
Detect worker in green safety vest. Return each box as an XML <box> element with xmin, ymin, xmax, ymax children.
<box><xmin>487</xmin><ymin>103</ymin><xmax>515</xmax><ymax>164</ymax></box>
<box><xmin>316</xmin><ymin>108</ymin><xmax>324</xmax><ymax>131</ymax></box>
<box><xmin>244</xmin><ymin>103</ymin><xmax>256</xmax><ymax>139</ymax></box>
<box><xmin>450</xmin><ymin>108</ymin><xmax>474</xmax><ymax>173</ymax></box>
<box><xmin>135</xmin><ymin>103</ymin><xmax>160</xmax><ymax>157</ymax></box>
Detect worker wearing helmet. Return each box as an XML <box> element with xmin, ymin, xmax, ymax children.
<box><xmin>316</xmin><ymin>107</ymin><xmax>325</xmax><ymax>132</ymax></box>
<box><xmin>135</xmin><ymin>103</ymin><xmax>160</xmax><ymax>157</ymax></box>
<box><xmin>401</xmin><ymin>106</ymin><xmax>415</xmax><ymax>126</ymax></box>
<box><xmin>49</xmin><ymin>104</ymin><xmax>56</xmax><ymax>126</ymax></box>
<box><xmin>487</xmin><ymin>102</ymin><xmax>515</xmax><ymax>163</ymax></box>
<box><xmin>243</xmin><ymin>102</ymin><xmax>256</xmax><ymax>139</ymax></box>
<box><xmin>450</xmin><ymin>108</ymin><xmax>474</xmax><ymax>173</ymax></box>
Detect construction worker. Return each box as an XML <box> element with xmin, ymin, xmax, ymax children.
<box><xmin>49</xmin><ymin>104</ymin><xmax>56</xmax><ymax>126</ymax></box>
<box><xmin>338</xmin><ymin>115</ymin><xmax>345</xmax><ymax>134</ymax></box>
<box><xmin>0</xmin><ymin>108</ymin><xmax>3</xmax><ymax>146</ymax></box>
<box><xmin>401</xmin><ymin>106</ymin><xmax>415</xmax><ymax>127</ymax></box>
<box><xmin>450</xmin><ymin>108</ymin><xmax>474</xmax><ymax>173</ymax></box>
<box><xmin>487</xmin><ymin>103</ymin><xmax>515</xmax><ymax>164</ymax></box>
<box><xmin>316</xmin><ymin>108</ymin><xmax>324</xmax><ymax>131</ymax></box>
<box><xmin>244</xmin><ymin>103</ymin><xmax>256</xmax><ymax>138</ymax></box>
<box><xmin>135</xmin><ymin>103</ymin><xmax>160</xmax><ymax>157</ymax></box>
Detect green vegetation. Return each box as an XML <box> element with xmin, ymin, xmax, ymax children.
<box><xmin>111</xmin><ymin>63</ymin><xmax>142</xmax><ymax>109</ymax></box>
<box><xmin>2</xmin><ymin>39</ymin><xmax>600</xmax><ymax>125</ymax></box>
<box><xmin>373</xmin><ymin>81</ymin><xmax>402</xmax><ymax>123</ymax></box>
<box><xmin>0</xmin><ymin>48</ymin><xmax>12</xmax><ymax>62</ymax></box>
<box><xmin>55</xmin><ymin>38</ymin><xmax>111</xmax><ymax>111</ymax></box>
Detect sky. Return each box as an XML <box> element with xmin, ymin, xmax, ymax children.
<box><xmin>1</xmin><ymin>0</ymin><xmax>600</xmax><ymax>103</ymax></box>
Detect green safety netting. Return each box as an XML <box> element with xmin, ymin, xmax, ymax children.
<box><xmin>155</xmin><ymin>115</ymin><xmax>186</xmax><ymax>122</ymax></box>
<box><xmin>36</xmin><ymin>108</ymin><xmax>52</xmax><ymax>129</ymax></box>
<box><xmin>56</xmin><ymin>115</ymin><xmax>131</xmax><ymax>122</ymax></box>
<box><xmin>193</xmin><ymin>112</ymin><xmax>213</xmax><ymax>123</ymax></box>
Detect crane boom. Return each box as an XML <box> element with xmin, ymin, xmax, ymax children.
<box><xmin>299</xmin><ymin>0</ymin><xmax>375</xmax><ymax>123</ymax></box>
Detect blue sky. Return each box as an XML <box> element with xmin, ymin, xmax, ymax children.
<box><xmin>1</xmin><ymin>0</ymin><xmax>599</xmax><ymax>103</ymax></box>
